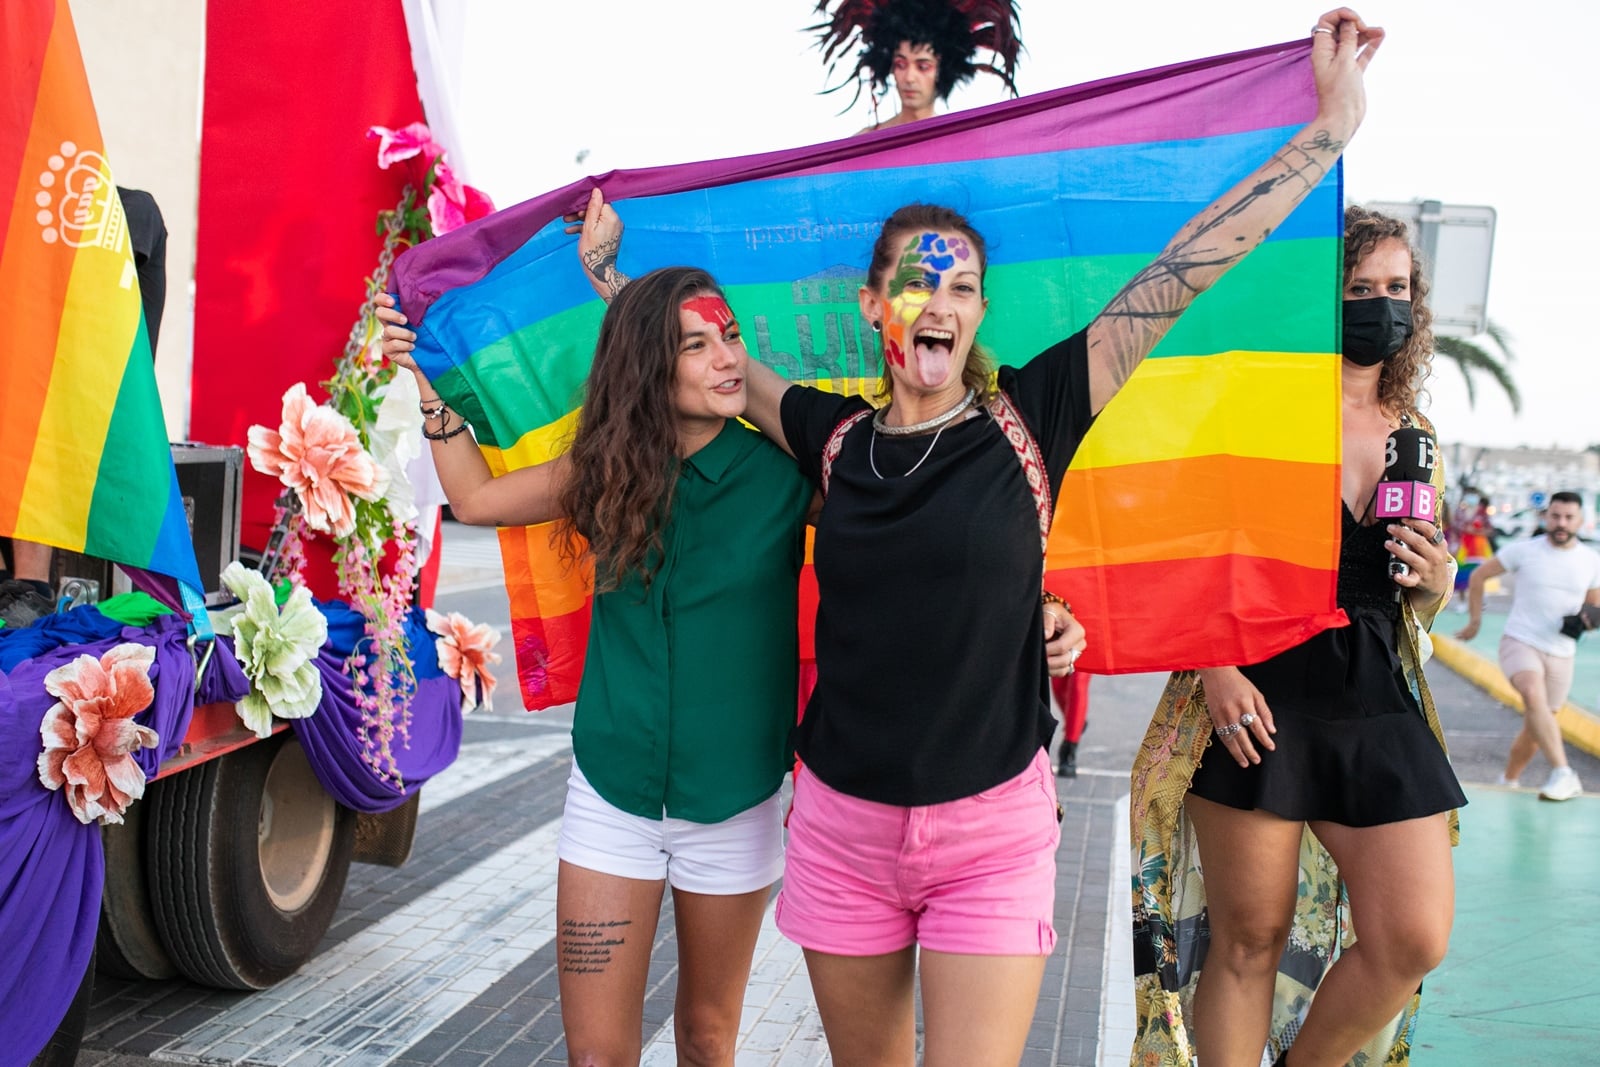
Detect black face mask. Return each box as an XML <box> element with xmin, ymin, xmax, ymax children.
<box><xmin>1342</xmin><ymin>297</ymin><xmax>1413</xmax><ymax>366</ymax></box>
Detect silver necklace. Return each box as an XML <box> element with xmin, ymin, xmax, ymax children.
<box><xmin>872</xmin><ymin>387</ymin><xmax>977</xmax><ymax>435</ymax></box>
<box><xmin>868</xmin><ymin>388</ymin><xmax>977</xmax><ymax>479</ymax></box>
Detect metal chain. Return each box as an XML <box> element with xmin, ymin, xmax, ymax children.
<box><xmin>256</xmin><ymin>188</ymin><xmax>415</xmax><ymax>586</ymax></box>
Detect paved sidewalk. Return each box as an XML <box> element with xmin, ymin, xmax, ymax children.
<box><xmin>76</xmin><ymin>523</ymin><xmax>1600</xmax><ymax>1065</ymax></box>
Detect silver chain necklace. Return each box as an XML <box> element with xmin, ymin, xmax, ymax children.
<box><xmin>868</xmin><ymin>387</ymin><xmax>978</xmax><ymax>479</ymax></box>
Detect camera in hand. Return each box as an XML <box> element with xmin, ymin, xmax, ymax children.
<box><xmin>1374</xmin><ymin>427</ymin><xmax>1439</xmax><ymax>579</ymax></box>
<box><xmin>1560</xmin><ymin>604</ymin><xmax>1600</xmax><ymax>640</ymax></box>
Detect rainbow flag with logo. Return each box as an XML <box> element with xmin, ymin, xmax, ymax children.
<box><xmin>397</xmin><ymin>38</ymin><xmax>1346</xmax><ymax>708</ymax></box>
<box><xmin>0</xmin><ymin>0</ymin><xmax>203</xmax><ymax>601</ymax></box>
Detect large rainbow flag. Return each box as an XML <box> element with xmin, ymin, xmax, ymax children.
<box><xmin>397</xmin><ymin>38</ymin><xmax>1346</xmax><ymax>708</ymax></box>
<box><xmin>0</xmin><ymin>0</ymin><xmax>204</xmax><ymax>602</ymax></box>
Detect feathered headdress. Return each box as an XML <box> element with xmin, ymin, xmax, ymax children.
<box><xmin>810</xmin><ymin>0</ymin><xmax>1024</xmax><ymax>110</ymax></box>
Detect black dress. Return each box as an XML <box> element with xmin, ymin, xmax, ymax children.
<box><xmin>1187</xmin><ymin>503</ymin><xmax>1467</xmax><ymax>825</ymax></box>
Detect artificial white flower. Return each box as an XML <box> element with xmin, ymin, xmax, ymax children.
<box><xmin>219</xmin><ymin>562</ymin><xmax>328</xmax><ymax>737</ymax></box>
<box><xmin>369</xmin><ymin>370</ymin><xmax>423</xmax><ymax>525</ymax></box>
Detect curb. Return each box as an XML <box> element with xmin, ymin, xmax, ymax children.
<box><xmin>1430</xmin><ymin>634</ymin><xmax>1600</xmax><ymax>760</ymax></box>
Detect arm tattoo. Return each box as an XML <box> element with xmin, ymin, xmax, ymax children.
<box><xmin>582</xmin><ymin>237</ymin><xmax>630</xmax><ymax>300</ymax></box>
<box><xmin>1091</xmin><ymin>126</ymin><xmax>1345</xmax><ymax>392</ymax></box>
<box><xmin>559</xmin><ymin>918</ymin><xmax>631</xmax><ymax>975</ymax></box>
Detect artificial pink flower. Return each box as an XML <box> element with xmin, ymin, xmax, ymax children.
<box><xmin>425</xmin><ymin>158</ymin><xmax>494</xmax><ymax>235</ymax></box>
<box><xmin>367</xmin><ymin>122</ymin><xmax>441</xmax><ymax>188</ymax></box>
<box><xmin>36</xmin><ymin>643</ymin><xmax>160</xmax><ymax>825</ymax></box>
<box><xmin>426</xmin><ymin>609</ymin><xmax>502</xmax><ymax>713</ymax></box>
<box><xmin>248</xmin><ymin>383</ymin><xmax>388</xmax><ymax>538</ymax></box>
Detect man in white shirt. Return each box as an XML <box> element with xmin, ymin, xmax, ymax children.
<box><xmin>1458</xmin><ymin>492</ymin><xmax>1600</xmax><ymax>800</ymax></box>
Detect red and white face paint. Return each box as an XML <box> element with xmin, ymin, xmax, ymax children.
<box><xmin>672</xmin><ymin>293</ymin><xmax>748</xmax><ymax>435</ymax></box>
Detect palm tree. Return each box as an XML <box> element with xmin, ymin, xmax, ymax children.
<box><xmin>1433</xmin><ymin>319</ymin><xmax>1520</xmax><ymax>413</ymax></box>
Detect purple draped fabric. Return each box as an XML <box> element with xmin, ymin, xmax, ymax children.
<box><xmin>294</xmin><ymin>650</ymin><xmax>462</xmax><ymax>812</ymax></box>
<box><xmin>0</xmin><ymin>600</ymin><xmax>461</xmax><ymax>1052</ymax></box>
<box><xmin>294</xmin><ymin>602</ymin><xmax>463</xmax><ymax>813</ymax></box>
<box><xmin>0</xmin><ymin>665</ymin><xmax>105</xmax><ymax>1063</ymax></box>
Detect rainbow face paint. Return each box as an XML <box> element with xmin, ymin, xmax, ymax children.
<box><xmin>882</xmin><ymin>232</ymin><xmax>972</xmax><ymax>369</ymax></box>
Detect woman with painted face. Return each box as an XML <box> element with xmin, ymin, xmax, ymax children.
<box><xmin>375</xmin><ymin>268</ymin><xmax>816</xmax><ymax>1067</ymax></box>
<box><xmin>570</xmin><ymin>10</ymin><xmax>1381</xmax><ymax>1059</ymax></box>
<box><xmin>725</xmin><ymin>11</ymin><xmax>1385</xmax><ymax>1063</ymax></box>
<box><xmin>1128</xmin><ymin>206</ymin><xmax>1463</xmax><ymax>1067</ymax></box>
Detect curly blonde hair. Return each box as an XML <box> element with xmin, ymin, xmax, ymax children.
<box><xmin>1344</xmin><ymin>205</ymin><xmax>1435</xmax><ymax>417</ymax></box>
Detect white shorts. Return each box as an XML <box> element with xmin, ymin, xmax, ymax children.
<box><xmin>556</xmin><ymin>761</ymin><xmax>784</xmax><ymax>895</ymax></box>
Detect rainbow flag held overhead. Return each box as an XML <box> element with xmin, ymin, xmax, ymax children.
<box><xmin>397</xmin><ymin>38</ymin><xmax>1346</xmax><ymax>709</ymax></box>
<box><xmin>1</xmin><ymin>0</ymin><xmax>204</xmax><ymax>602</ymax></box>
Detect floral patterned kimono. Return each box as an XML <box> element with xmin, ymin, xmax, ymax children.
<box><xmin>1128</xmin><ymin>416</ymin><xmax>1459</xmax><ymax>1066</ymax></box>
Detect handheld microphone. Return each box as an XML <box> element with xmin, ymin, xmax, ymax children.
<box><xmin>1375</xmin><ymin>427</ymin><xmax>1440</xmax><ymax>578</ymax></box>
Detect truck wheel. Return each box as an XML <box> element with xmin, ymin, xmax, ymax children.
<box><xmin>30</xmin><ymin>943</ymin><xmax>94</xmax><ymax>1067</ymax></box>
<box><xmin>97</xmin><ymin>798</ymin><xmax>178</xmax><ymax>980</ymax></box>
<box><xmin>146</xmin><ymin>732</ymin><xmax>355</xmax><ymax>989</ymax></box>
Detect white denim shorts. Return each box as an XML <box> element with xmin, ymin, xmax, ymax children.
<box><xmin>556</xmin><ymin>761</ymin><xmax>784</xmax><ymax>895</ymax></box>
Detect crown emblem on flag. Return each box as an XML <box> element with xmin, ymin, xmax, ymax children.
<box><xmin>36</xmin><ymin>140</ymin><xmax>125</xmax><ymax>253</ymax></box>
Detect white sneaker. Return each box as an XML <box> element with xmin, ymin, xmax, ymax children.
<box><xmin>1539</xmin><ymin>766</ymin><xmax>1584</xmax><ymax>802</ymax></box>
<box><xmin>1497</xmin><ymin>773</ymin><xmax>1521</xmax><ymax>788</ymax></box>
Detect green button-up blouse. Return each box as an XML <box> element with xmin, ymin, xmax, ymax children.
<box><xmin>571</xmin><ymin>420</ymin><xmax>813</xmax><ymax>823</ymax></box>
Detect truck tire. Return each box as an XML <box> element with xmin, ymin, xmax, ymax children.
<box><xmin>146</xmin><ymin>732</ymin><xmax>355</xmax><ymax>989</ymax></box>
<box><xmin>30</xmin><ymin>944</ymin><xmax>94</xmax><ymax>1067</ymax></box>
<box><xmin>97</xmin><ymin>798</ymin><xmax>178</xmax><ymax>980</ymax></box>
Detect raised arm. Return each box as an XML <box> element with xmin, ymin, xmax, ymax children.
<box><xmin>565</xmin><ymin>189</ymin><xmax>800</xmax><ymax>455</ymax></box>
<box><xmin>1085</xmin><ymin>8</ymin><xmax>1383</xmax><ymax>414</ymax></box>
<box><xmin>374</xmin><ymin>293</ymin><xmax>571</xmax><ymax>527</ymax></box>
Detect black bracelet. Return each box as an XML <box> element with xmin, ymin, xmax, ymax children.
<box><xmin>422</xmin><ymin>414</ymin><xmax>472</xmax><ymax>441</ymax></box>
<box><xmin>419</xmin><ymin>398</ymin><xmax>447</xmax><ymax>420</ymax></box>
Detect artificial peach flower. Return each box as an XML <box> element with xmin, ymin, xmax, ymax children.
<box><xmin>248</xmin><ymin>383</ymin><xmax>388</xmax><ymax>538</ymax></box>
<box><xmin>36</xmin><ymin>643</ymin><xmax>160</xmax><ymax>825</ymax></box>
<box><xmin>426</xmin><ymin>609</ymin><xmax>502</xmax><ymax>713</ymax></box>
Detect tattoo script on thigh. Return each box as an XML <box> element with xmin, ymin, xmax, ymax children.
<box><xmin>559</xmin><ymin>918</ymin><xmax>632</xmax><ymax>975</ymax></box>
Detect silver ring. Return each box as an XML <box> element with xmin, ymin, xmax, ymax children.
<box><xmin>1312</xmin><ymin>26</ymin><xmax>1334</xmax><ymax>34</ymax></box>
<box><xmin>1239</xmin><ymin>713</ymin><xmax>1256</xmax><ymax>727</ymax></box>
<box><xmin>1431</xmin><ymin>528</ymin><xmax>1447</xmax><ymax>545</ymax></box>
<box><xmin>1217</xmin><ymin>722</ymin><xmax>1242</xmax><ymax>738</ymax></box>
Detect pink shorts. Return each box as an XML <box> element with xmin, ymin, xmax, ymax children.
<box><xmin>775</xmin><ymin>748</ymin><xmax>1060</xmax><ymax>957</ymax></box>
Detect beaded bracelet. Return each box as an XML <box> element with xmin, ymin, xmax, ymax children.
<box><xmin>1041</xmin><ymin>590</ymin><xmax>1071</xmax><ymax>613</ymax></box>
<box><xmin>421</xmin><ymin>403</ymin><xmax>470</xmax><ymax>441</ymax></box>
<box><xmin>419</xmin><ymin>397</ymin><xmax>448</xmax><ymax>421</ymax></box>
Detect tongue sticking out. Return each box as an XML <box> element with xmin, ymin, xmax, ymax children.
<box><xmin>913</xmin><ymin>337</ymin><xmax>953</xmax><ymax>388</ymax></box>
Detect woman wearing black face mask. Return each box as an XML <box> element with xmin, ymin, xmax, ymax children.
<box><xmin>1129</xmin><ymin>206</ymin><xmax>1464</xmax><ymax>1066</ymax></box>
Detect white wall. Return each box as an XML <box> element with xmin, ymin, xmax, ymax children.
<box><xmin>69</xmin><ymin>0</ymin><xmax>205</xmax><ymax>441</ymax></box>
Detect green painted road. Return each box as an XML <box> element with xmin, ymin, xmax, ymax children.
<box><xmin>1414</xmin><ymin>785</ymin><xmax>1600</xmax><ymax>1066</ymax></box>
<box><xmin>1445</xmin><ymin>604</ymin><xmax>1600</xmax><ymax>714</ymax></box>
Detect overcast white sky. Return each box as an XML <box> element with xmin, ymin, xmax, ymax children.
<box><xmin>447</xmin><ymin>0</ymin><xmax>1591</xmax><ymax>450</ymax></box>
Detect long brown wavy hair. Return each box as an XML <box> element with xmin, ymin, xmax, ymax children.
<box><xmin>866</xmin><ymin>202</ymin><xmax>996</xmax><ymax>403</ymax></box>
<box><xmin>557</xmin><ymin>267</ymin><xmax>725</xmax><ymax>592</ymax></box>
<box><xmin>1344</xmin><ymin>205</ymin><xmax>1435</xmax><ymax>417</ymax></box>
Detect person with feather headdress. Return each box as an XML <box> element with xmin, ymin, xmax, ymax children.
<box><xmin>810</xmin><ymin>0</ymin><xmax>1023</xmax><ymax>132</ymax></box>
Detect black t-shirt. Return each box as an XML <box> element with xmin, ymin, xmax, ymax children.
<box><xmin>780</xmin><ymin>329</ymin><xmax>1094</xmax><ymax>805</ymax></box>
<box><xmin>117</xmin><ymin>187</ymin><xmax>167</xmax><ymax>354</ymax></box>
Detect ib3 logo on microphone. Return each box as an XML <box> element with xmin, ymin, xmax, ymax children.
<box><xmin>1376</xmin><ymin>480</ymin><xmax>1438</xmax><ymax>524</ymax></box>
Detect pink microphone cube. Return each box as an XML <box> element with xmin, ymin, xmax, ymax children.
<box><xmin>1374</xmin><ymin>480</ymin><xmax>1439</xmax><ymax>523</ymax></box>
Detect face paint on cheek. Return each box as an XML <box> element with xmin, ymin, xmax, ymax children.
<box><xmin>682</xmin><ymin>295</ymin><xmax>734</xmax><ymax>332</ymax></box>
<box><xmin>883</xmin><ymin>290</ymin><xmax>929</xmax><ymax>368</ymax></box>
